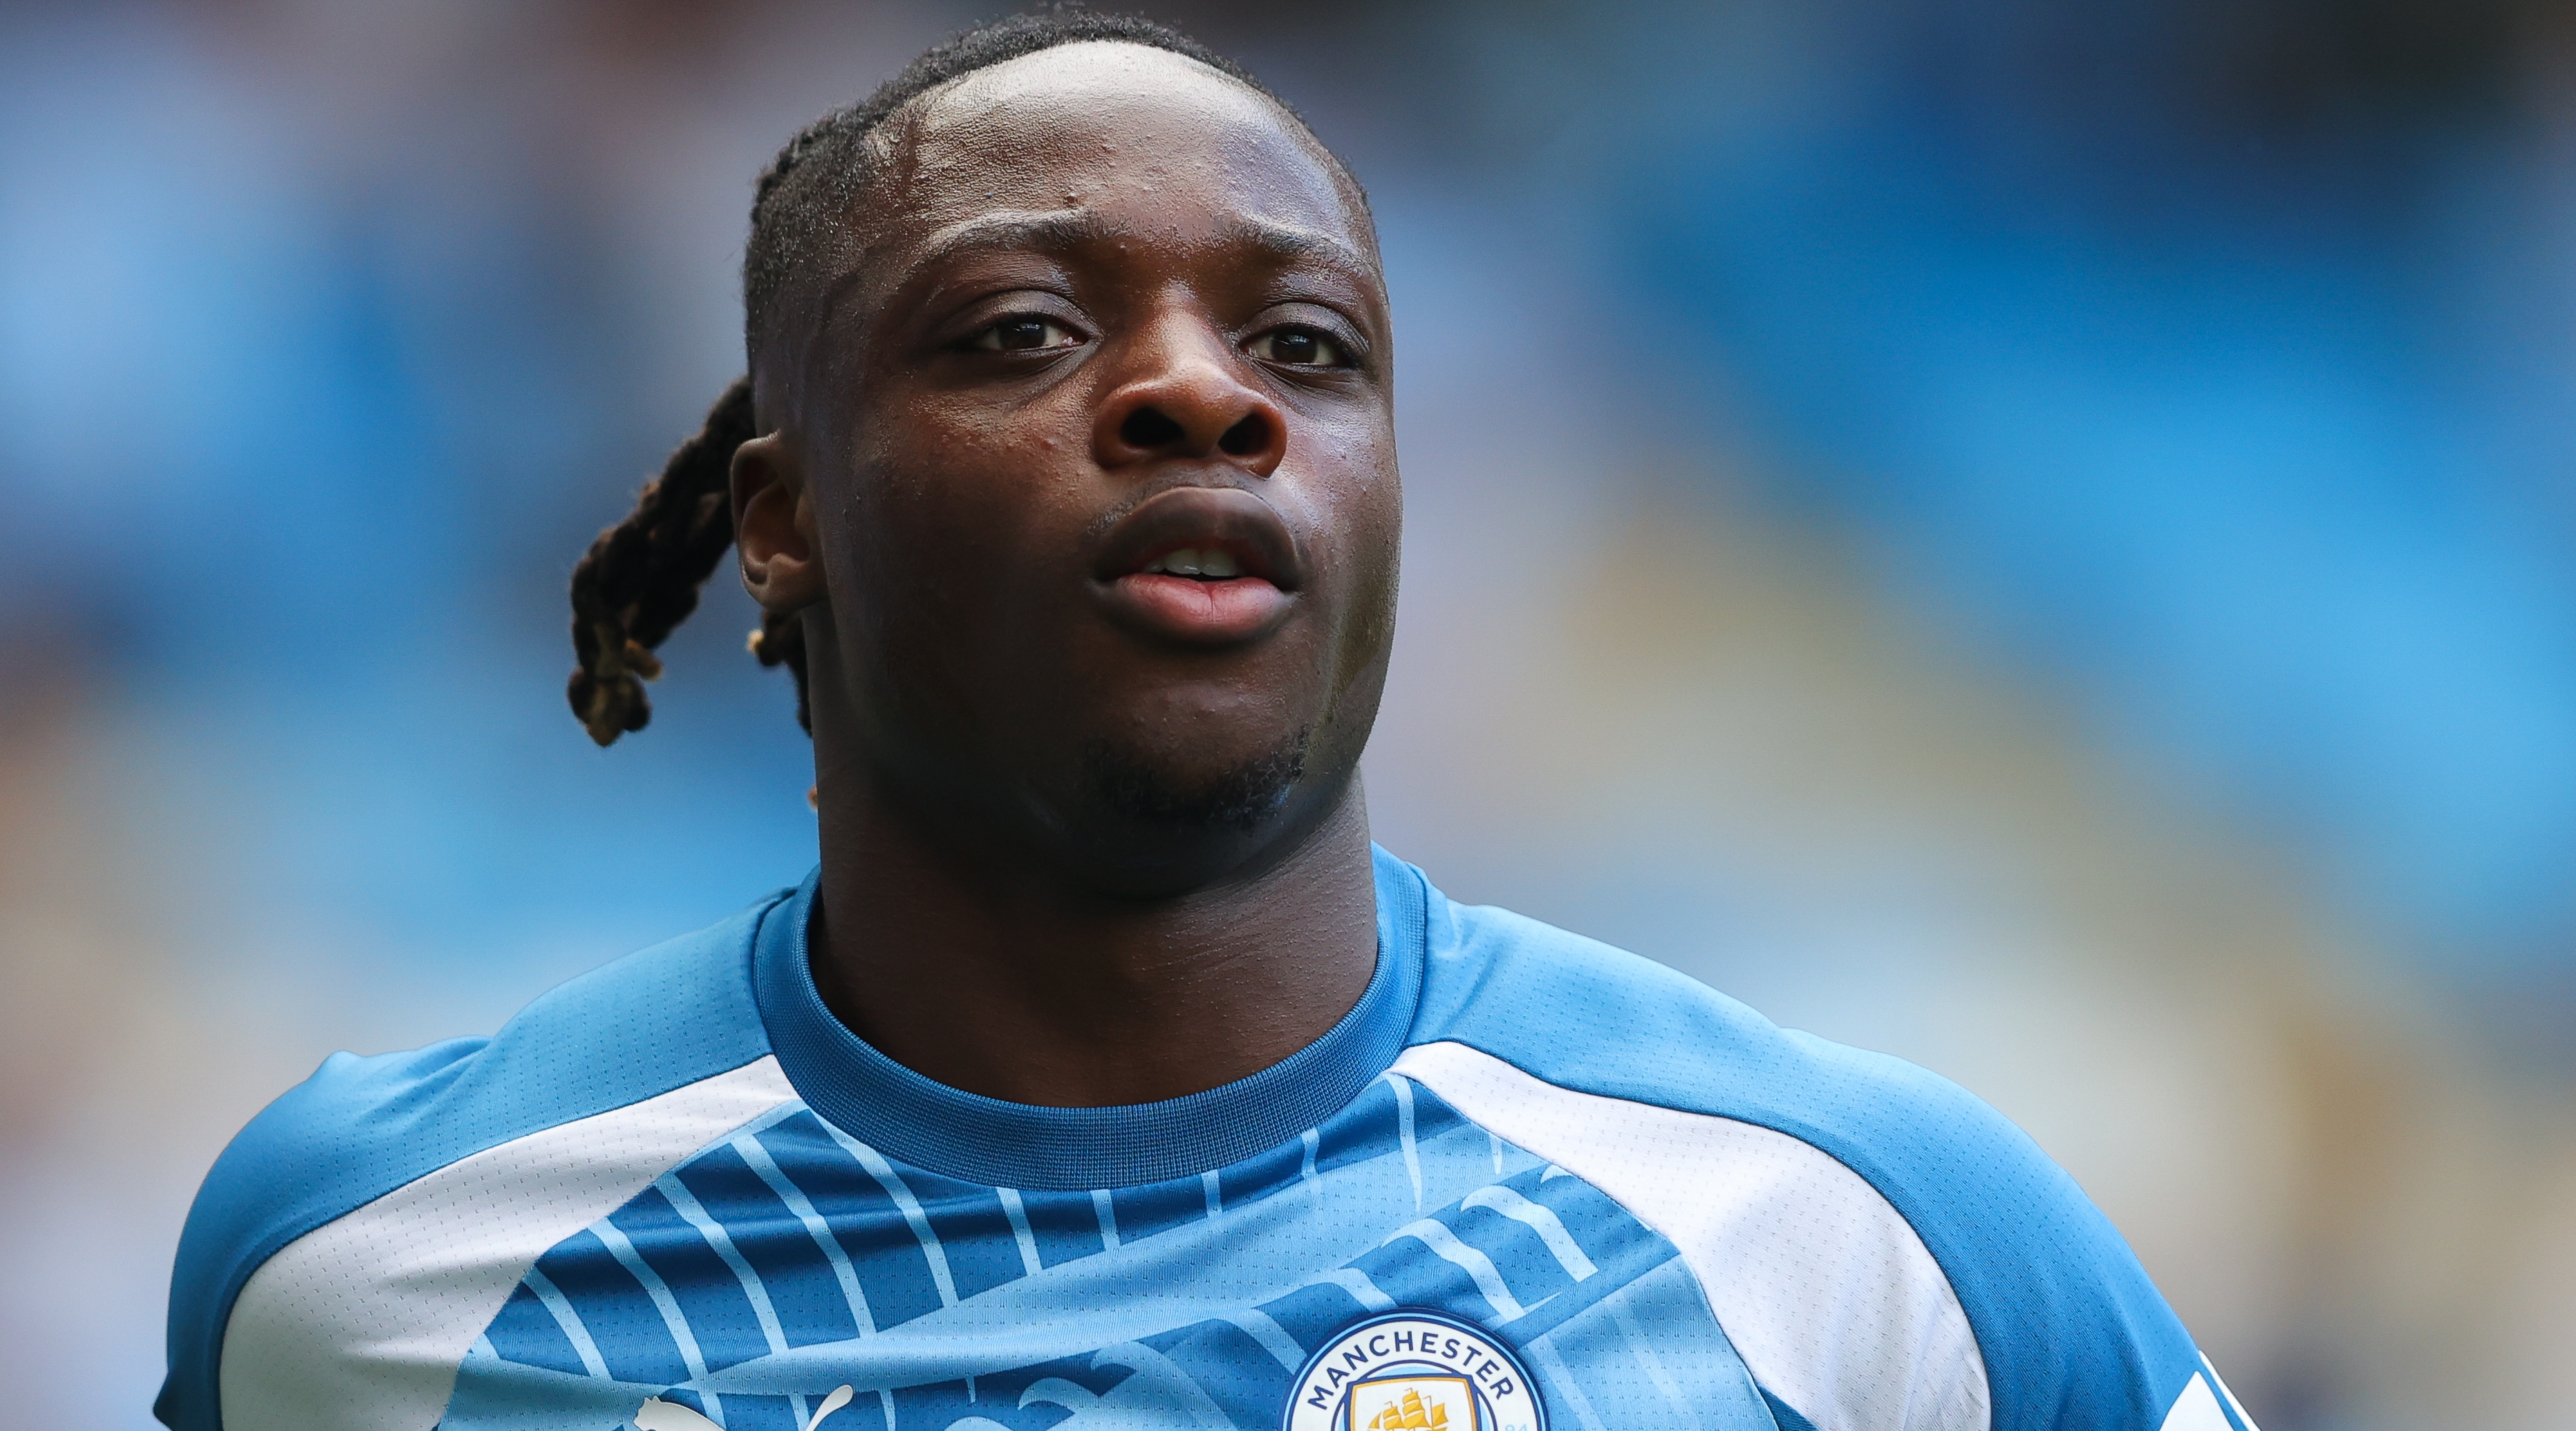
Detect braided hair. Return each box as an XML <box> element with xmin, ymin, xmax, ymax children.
<box><xmin>566</xmin><ymin>10</ymin><xmax>1314</xmax><ymax>747</ymax></box>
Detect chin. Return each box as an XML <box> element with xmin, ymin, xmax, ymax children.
<box><xmin>1083</xmin><ymin>731</ymin><xmax>1309</xmax><ymax>834</ymax></box>
<box><xmin>1040</xmin><ymin>725</ymin><xmax>1342</xmax><ymax>898</ymax></box>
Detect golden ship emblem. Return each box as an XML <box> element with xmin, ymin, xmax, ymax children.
<box><xmin>1366</xmin><ymin>1388</ymin><xmax>1453</xmax><ymax>1431</ymax></box>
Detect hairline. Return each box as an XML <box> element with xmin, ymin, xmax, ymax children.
<box><xmin>875</xmin><ymin>40</ymin><xmax>1368</xmax><ymax>218</ymax></box>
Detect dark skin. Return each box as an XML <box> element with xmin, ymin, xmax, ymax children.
<box><xmin>727</xmin><ymin>43</ymin><xmax>1401</xmax><ymax>1109</ymax></box>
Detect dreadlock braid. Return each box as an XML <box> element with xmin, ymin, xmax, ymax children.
<box><xmin>566</xmin><ymin>376</ymin><xmax>759</xmax><ymax>745</ymax></box>
<box><xmin>568</xmin><ymin>10</ymin><xmax>1346</xmax><ymax>747</ymax></box>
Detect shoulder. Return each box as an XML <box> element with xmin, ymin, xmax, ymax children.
<box><xmin>156</xmin><ymin>886</ymin><xmax>793</xmax><ymax>1431</ymax></box>
<box><xmin>1385</xmin><ymin>854</ymin><xmax>2232</xmax><ymax>1431</ymax></box>
<box><xmin>1408</xmin><ymin>882</ymin><xmax>2010</xmax><ymax>1175</ymax></box>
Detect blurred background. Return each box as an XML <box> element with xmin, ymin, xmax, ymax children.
<box><xmin>3</xmin><ymin>0</ymin><xmax>2573</xmax><ymax>1425</ymax></box>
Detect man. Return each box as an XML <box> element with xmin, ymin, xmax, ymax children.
<box><xmin>160</xmin><ymin>14</ymin><xmax>2259</xmax><ymax>1431</ymax></box>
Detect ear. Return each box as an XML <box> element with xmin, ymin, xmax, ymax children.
<box><xmin>732</xmin><ymin>432</ymin><xmax>824</xmax><ymax>614</ymax></box>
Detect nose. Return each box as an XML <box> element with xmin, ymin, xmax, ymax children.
<box><xmin>1092</xmin><ymin>310</ymin><xmax>1288</xmax><ymax>478</ymax></box>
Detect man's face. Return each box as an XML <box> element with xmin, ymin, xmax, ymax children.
<box><xmin>787</xmin><ymin>42</ymin><xmax>1399</xmax><ymax>893</ymax></box>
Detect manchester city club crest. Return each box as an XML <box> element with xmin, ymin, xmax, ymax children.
<box><xmin>1281</xmin><ymin>1309</ymin><xmax>1545</xmax><ymax>1431</ymax></box>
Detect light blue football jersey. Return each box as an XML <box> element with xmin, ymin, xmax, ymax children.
<box><xmin>158</xmin><ymin>850</ymin><xmax>2260</xmax><ymax>1431</ymax></box>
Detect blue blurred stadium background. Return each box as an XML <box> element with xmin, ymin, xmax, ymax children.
<box><xmin>3</xmin><ymin>1</ymin><xmax>2573</xmax><ymax>1426</ymax></box>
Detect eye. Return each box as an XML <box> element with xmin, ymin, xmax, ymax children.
<box><xmin>966</xmin><ymin>317</ymin><xmax>1083</xmax><ymax>352</ymax></box>
<box><xmin>1247</xmin><ymin>325</ymin><xmax>1349</xmax><ymax>368</ymax></box>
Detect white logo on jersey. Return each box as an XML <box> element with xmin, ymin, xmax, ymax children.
<box><xmin>1282</xmin><ymin>1310</ymin><xmax>1544</xmax><ymax>1431</ymax></box>
<box><xmin>635</xmin><ymin>1383</ymin><xmax>853</xmax><ymax>1431</ymax></box>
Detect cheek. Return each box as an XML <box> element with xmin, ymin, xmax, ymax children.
<box><xmin>1336</xmin><ymin>428</ymin><xmax>1406</xmax><ymax>636</ymax></box>
<box><xmin>834</xmin><ymin>401</ymin><xmax>1088</xmax><ymax>637</ymax></box>
<box><xmin>1312</xmin><ymin>429</ymin><xmax>1403</xmax><ymax>603</ymax></box>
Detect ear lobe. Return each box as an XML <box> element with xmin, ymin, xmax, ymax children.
<box><xmin>731</xmin><ymin>433</ymin><xmax>825</xmax><ymax>614</ymax></box>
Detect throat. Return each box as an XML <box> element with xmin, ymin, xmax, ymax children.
<box><xmin>805</xmin><ymin>786</ymin><xmax>1379</xmax><ymax>1109</ymax></box>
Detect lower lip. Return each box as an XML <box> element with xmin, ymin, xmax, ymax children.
<box><xmin>1099</xmin><ymin>572</ymin><xmax>1291</xmax><ymax>644</ymax></box>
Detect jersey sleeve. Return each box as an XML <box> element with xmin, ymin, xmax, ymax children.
<box><xmin>156</xmin><ymin>886</ymin><xmax>792</xmax><ymax>1431</ymax></box>
<box><xmin>1391</xmin><ymin>850</ymin><xmax>2261</xmax><ymax>1431</ymax></box>
<box><xmin>156</xmin><ymin>1038</ymin><xmax>491</xmax><ymax>1431</ymax></box>
<box><xmin>1749</xmin><ymin>1025</ymin><xmax>2253</xmax><ymax>1431</ymax></box>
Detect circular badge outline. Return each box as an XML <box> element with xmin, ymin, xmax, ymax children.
<box><xmin>1278</xmin><ymin>1307</ymin><xmax>1547</xmax><ymax>1431</ymax></box>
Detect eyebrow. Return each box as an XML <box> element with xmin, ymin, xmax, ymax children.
<box><xmin>893</xmin><ymin>209</ymin><xmax>1376</xmax><ymax>292</ymax></box>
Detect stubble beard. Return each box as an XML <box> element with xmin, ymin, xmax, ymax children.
<box><xmin>1080</xmin><ymin>725</ymin><xmax>1314</xmax><ymax>836</ymax></box>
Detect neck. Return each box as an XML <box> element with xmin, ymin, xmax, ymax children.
<box><xmin>805</xmin><ymin>767</ymin><xmax>1381</xmax><ymax>1108</ymax></box>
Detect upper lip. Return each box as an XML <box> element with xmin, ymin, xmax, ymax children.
<box><xmin>1092</xmin><ymin>485</ymin><xmax>1306</xmax><ymax>590</ymax></box>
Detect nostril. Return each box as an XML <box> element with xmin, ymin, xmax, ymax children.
<box><xmin>1217</xmin><ymin>413</ymin><xmax>1271</xmax><ymax>458</ymax></box>
<box><xmin>1120</xmin><ymin>407</ymin><xmax>1186</xmax><ymax>449</ymax></box>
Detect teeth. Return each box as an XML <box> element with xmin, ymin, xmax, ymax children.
<box><xmin>1144</xmin><ymin>548</ymin><xmax>1242</xmax><ymax>579</ymax></box>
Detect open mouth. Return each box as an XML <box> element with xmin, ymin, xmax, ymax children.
<box><xmin>1092</xmin><ymin>487</ymin><xmax>1305</xmax><ymax>644</ymax></box>
<box><xmin>1137</xmin><ymin>547</ymin><xmax>1249</xmax><ymax>579</ymax></box>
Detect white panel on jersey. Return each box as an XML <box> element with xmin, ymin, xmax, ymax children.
<box><xmin>221</xmin><ymin>1057</ymin><xmax>801</xmax><ymax>1431</ymax></box>
<box><xmin>1391</xmin><ymin>1042</ymin><xmax>1990</xmax><ymax>1431</ymax></box>
<box><xmin>2156</xmin><ymin>1374</ymin><xmax>2239</xmax><ymax>1431</ymax></box>
<box><xmin>2199</xmin><ymin>1357</ymin><xmax>2261</xmax><ymax>1431</ymax></box>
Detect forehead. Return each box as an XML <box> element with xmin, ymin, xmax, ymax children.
<box><xmin>876</xmin><ymin>41</ymin><xmax>1365</xmax><ymax>249</ymax></box>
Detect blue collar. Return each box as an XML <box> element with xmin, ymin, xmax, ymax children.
<box><xmin>753</xmin><ymin>847</ymin><xmax>1428</xmax><ymax>1190</ymax></box>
